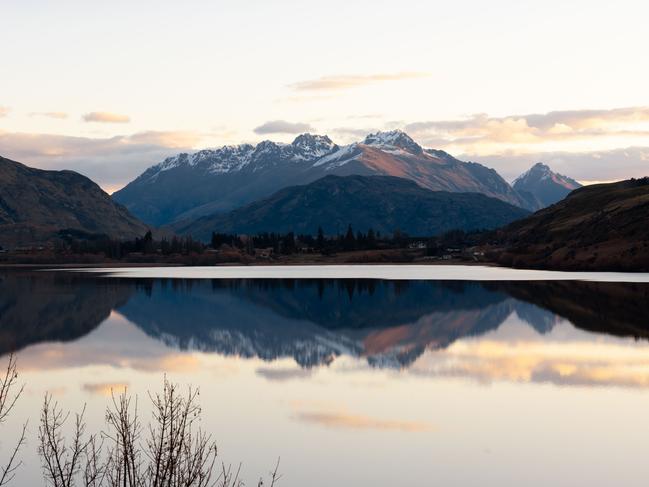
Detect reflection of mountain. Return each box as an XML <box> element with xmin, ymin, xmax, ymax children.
<box><xmin>117</xmin><ymin>279</ymin><xmax>549</xmax><ymax>368</ymax></box>
<box><xmin>0</xmin><ymin>271</ymin><xmax>133</xmax><ymax>354</ymax></box>
<box><xmin>497</xmin><ymin>281</ymin><xmax>649</xmax><ymax>340</ymax></box>
<box><xmin>4</xmin><ymin>271</ymin><xmax>649</xmax><ymax>370</ymax></box>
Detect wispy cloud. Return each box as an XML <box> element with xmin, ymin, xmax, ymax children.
<box><xmin>253</xmin><ymin>120</ymin><xmax>314</xmax><ymax>135</ymax></box>
<box><xmin>288</xmin><ymin>72</ymin><xmax>428</xmax><ymax>92</ymax></box>
<box><xmin>30</xmin><ymin>111</ymin><xmax>68</xmax><ymax>119</ymax></box>
<box><xmin>83</xmin><ymin>111</ymin><xmax>131</xmax><ymax>123</ymax></box>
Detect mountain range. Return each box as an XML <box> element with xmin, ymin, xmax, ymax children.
<box><xmin>0</xmin><ymin>130</ymin><xmax>586</xmax><ymax>250</ymax></box>
<box><xmin>113</xmin><ymin>130</ymin><xmax>554</xmax><ymax>227</ymax></box>
<box><xmin>0</xmin><ymin>155</ymin><xmax>148</xmax><ymax>248</ymax></box>
<box><xmin>173</xmin><ymin>174</ymin><xmax>530</xmax><ymax>240</ymax></box>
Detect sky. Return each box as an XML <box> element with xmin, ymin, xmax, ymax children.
<box><xmin>1</xmin><ymin>0</ymin><xmax>649</xmax><ymax>193</ymax></box>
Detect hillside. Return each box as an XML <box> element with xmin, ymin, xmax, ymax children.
<box><xmin>0</xmin><ymin>156</ymin><xmax>149</xmax><ymax>248</ymax></box>
<box><xmin>493</xmin><ymin>178</ymin><xmax>649</xmax><ymax>271</ymax></box>
<box><xmin>114</xmin><ymin>130</ymin><xmax>533</xmax><ymax>226</ymax></box>
<box><xmin>513</xmin><ymin>162</ymin><xmax>582</xmax><ymax>207</ymax></box>
<box><xmin>173</xmin><ymin>175</ymin><xmax>530</xmax><ymax>241</ymax></box>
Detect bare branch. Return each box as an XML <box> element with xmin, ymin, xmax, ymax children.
<box><xmin>0</xmin><ymin>354</ymin><xmax>26</xmax><ymax>486</ymax></box>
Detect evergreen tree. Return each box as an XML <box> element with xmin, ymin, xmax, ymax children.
<box><xmin>344</xmin><ymin>224</ymin><xmax>355</xmax><ymax>250</ymax></box>
<box><xmin>317</xmin><ymin>226</ymin><xmax>325</xmax><ymax>250</ymax></box>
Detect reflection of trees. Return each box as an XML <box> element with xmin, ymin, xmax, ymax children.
<box><xmin>494</xmin><ymin>281</ymin><xmax>649</xmax><ymax>340</ymax></box>
<box><xmin>0</xmin><ymin>271</ymin><xmax>133</xmax><ymax>355</ymax></box>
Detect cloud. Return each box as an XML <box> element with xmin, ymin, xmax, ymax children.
<box><xmin>330</xmin><ymin>126</ymin><xmax>377</xmax><ymax>141</ymax></box>
<box><xmin>293</xmin><ymin>409</ymin><xmax>434</xmax><ymax>432</ymax></box>
<box><xmin>29</xmin><ymin>111</ymin><xmax>68</xmax><ymax>119</ymax></box>
<box><xmin>0</xmin><ymin>106</ymin><xmax>10</xmax><ymax>117</ymax></box>
<box><xmin>288</xmin><ymin>72</ymin><xmax>428</xmax><ymax>92</ymax></box>
<box><xmin>468</xmin><ymin>146</ymin><xmax>649</xmax><ymax>183</ymax></box>
<box><xmin>405</xmin><ymin>106</ymin><xmax>649</xmax><ymax>154</ymax></box>
<box><xmin>253</xmin><ymin>120</ymin><xmax>314</xmax><ymax>135</ymax></box>
<box><xmin>83</xmin><ymin>111</ymin><xmax>131</xmax><ymax>123</ymax></box>
<box><xmin>0</xmin><ymin>130</ymin><xmax>203</xmax><ymax>192</ymax></box>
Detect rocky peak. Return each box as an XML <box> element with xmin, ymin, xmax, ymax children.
<box><xmin>291</xmin><ymin>133</ymin><xmax>338</xmax><ymax>160</ymax></box>
<box><xmin>363</xmin><ymin>130</ymin><xmax>423</xmax><ymax>154</ymax></box>
<box><xmin>514</xmin><ymin>163</ymin><xmax>580</xmax><ymax>190</ymax></box>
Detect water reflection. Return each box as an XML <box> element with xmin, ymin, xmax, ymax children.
<box><xmin>4</xmin><ymin>270</ymin><xmax>649</xmax><ymax>487</ymax></box>
<box><xmin>2</xmin><ymin>270</ymin><xmax>649</xmax><ymax>373</ymax></box>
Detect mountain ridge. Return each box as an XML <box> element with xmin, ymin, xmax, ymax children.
<box><xmin>172</xmin><ymin>174</ymin><xmax>530</xmax><ymax>241</ymax></box>
<box><xmin>0</xmin><ymin>155</ymin><xmax>149</xmax><ymax>248</ymax></box>
<box><xmin>113</xmin><ymin>130</ymin><xmax>539</xmax><ymax>226</ymax></box>
<box><xmin>493</xmin><ymin>177</ymin><xmax>649</xmax><ymax>271</ymax></box>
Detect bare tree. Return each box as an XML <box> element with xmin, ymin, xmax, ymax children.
<box><xmin>38</xmin><ymin>395</ymin><xmax>92</xmax><ymax>487</ymax></box>
<box><xmin>38</xmin><ymin>378</ymin><xmax>280</xmax><ymax>487</ymax></box>
<box><xmin>0</xmin><ymin>354</ymin><xmax>26</xmax><ymax>487</ymax></box>
<box><xmin>103</xmin><ymin>391</ymin><xmax>141</xmax><ymax>487</ymax></box>
<box><xmin>257</xmin><ymin>458</ymin><xmax>281</xmax><ymax>487</ymax></box>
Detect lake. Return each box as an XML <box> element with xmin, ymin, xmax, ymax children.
<box><xmin>2</xmin><ymin>265</ymin><xmax>649</xmax><ymax>486</ymax></box>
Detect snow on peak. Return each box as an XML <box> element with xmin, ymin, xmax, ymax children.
<box><xmin>312</xmin><ymin>143</ymin><xmax>361</xmax><ymax>168</ymax></box>
<box><xmin>291</xmin><ymin>133</ymin><xmax>337</xmax><ymax>159</ymax></box>
<box><xmin>362</xmin><ymin>130</ymin><xmax>422</xmax><ymax>154</ymax></box>
<box><xmin>142</xmin><ymin>130</ymin><xmax>443</xmax><ymax>181</ymax></box>
<box><xmin>144</xmin><ymin>136</ymin><xmax>340</xmax><ymax>181</ymax></box>
<box><xmin>513</xmin><ymin>163</ymin><xmax>550</xmax><ymax>185</ymax></box>
<box><xmin>513</xmin><ymin>162</ymin><xmax>580</xmax><ymax>189</ymax></box>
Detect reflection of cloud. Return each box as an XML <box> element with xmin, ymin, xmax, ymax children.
<box><xmin>293</xmin><ymin>410</ymin><xmax>434</xmax><ymax>432</ymax></box>
<box><xmin>253</xmin><ymin>120</ymin><xmax>314</xmax><ymax>135</ymax></box>
<box><xmin>14</xmin><ymin>312</ymin><xmax>204</xmax><ymax>374</ymax></box>
<box><xmin>288</xmin><ymin>72</ymin><xmax>428</xmax><ymax>92</ymax></box>
<box><xmin>83</xmin><ymin>382</ymin><xmax>129</xmax><ymax>397</ymax></box>
<box><xmin>45</xmin><ymin>386</ymin><xmax>68</xmax><ymax>396</ymax></box>
<box><xmin>82</xmin><ymin>111</ymin><xmax>131</xmax><ymax>123</ymax></box>
<box><xmin>410</xmin><ymin>328</ymin><xmax>649</xmax><ymax>389</ymax></box>
<box><xmin>0</xmin><ymin>106</ymin><xmax>10</xmax><ymax>117</ymax></box>
<box><xmin>29</xmin><ymin>111</ymin><xmax>68</xmax><ymax>119</ymax></box>
<box><xmin>256</xmin><ymin>367</ymin><xmax>313</xmax><ymax>382</ymax></box>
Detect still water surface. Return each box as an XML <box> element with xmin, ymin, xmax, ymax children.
<box><xmin>2</xmin><ymin>266</ymin><xmax>649</xmax><ymax>486</ymax></box>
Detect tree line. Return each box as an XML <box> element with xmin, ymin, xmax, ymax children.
<box><xmin>46</xmin><ymin>225</ymin><xmax>488</xmax><ymax>258</ymax></box>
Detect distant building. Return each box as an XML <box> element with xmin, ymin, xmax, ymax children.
<box><xmin>255</xmin><ymin>247</ymin><xmax>274</xmax><ymax>259</ymax></box>
<box><xmin>408</xmin><ymin>241</ymin><xmax>427</xmax><ymax>249</ymax></box>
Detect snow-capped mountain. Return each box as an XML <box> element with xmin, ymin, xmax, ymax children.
<box><xmin>141</xmin><ymin>134</ymin><xmax>337</xmax><ymax>179</ymax></box>
<box><xmin>513</xmin><ymin>162</ymin><xmax>582</xmax><ymax>208</ymax></box>
<box><xmin>363</xmin><ymin>130</ymin><xmax>424</xmax><ymax>154</ymax></box>
<box><xmin>113</xmin><ymin>130</ymin><xmax>534</xmax><ymax>226</ymax></box>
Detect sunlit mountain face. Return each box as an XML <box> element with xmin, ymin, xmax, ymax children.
<box><xmin>112</xmin><ymin>130</ymin><xmax>535</xmax><ymax>227</ymax></box>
